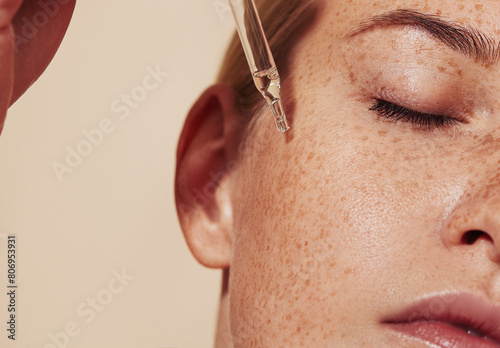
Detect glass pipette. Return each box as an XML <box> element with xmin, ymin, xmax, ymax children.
<box><xmin>229</xmin><ymin>0</ymin><xmax>290</xmax><ymax>132</ymax></box>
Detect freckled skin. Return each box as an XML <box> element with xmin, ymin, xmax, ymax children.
<box><xmin>216</xmin><ymin>0</ymin><xmax>500</xmax><ymax>347</ymax></box>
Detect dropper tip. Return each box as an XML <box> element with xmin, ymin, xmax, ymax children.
<box><xmin>269</xmin><ymin>98</ymin><xmax>290</xmax><ymax>133</ymax></box>
<box><xmin>275</xmin><ymin>117</ymin><xmax>290</xmax><ymax>133</ymax></box>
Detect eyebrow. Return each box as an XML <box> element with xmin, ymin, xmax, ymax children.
<box><xmin>348</xmin><ymin>9</ymin><xmax>500</xmax><ymax>65</ymax></box>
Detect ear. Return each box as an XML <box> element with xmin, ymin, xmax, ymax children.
<box><xmin>10</xmin><ymin>0</ymin><xmax>76</xmax><ymax>105</ymax></box>
<box><xmin>175</xmin><ymin>84</ymin><xmax>242</xmax><ymax>269</ymax></box>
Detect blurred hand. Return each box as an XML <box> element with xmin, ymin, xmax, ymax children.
<box><xmin>0</xmin><ymin>0</ymin><xmax>76</xmax><ymax>136</ymax></box>
<box><xmin>0</xmin><ymin>0</ymin><xmax>22</xmax><ymax>135</ymax></box>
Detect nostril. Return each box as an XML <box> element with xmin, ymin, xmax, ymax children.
<box><xmin>461</xmin><ymin>230</ymin><xmax>493</xmax><ymax>245</ymax></box>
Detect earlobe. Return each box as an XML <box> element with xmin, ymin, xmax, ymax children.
<box><xmin>175</xmin><ymin>84</ymin><xmax>241</xmax><ymax>269</ymax></box>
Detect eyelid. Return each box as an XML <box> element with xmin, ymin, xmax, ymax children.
<box><xmin>375</xmin><ymin>72</ymin><xmax>450</xmax><ymax>112</ymax></box>
<box><xmin>369</xmin><ymin>99</ymin><xmax>466</xmax><ymax>129</ymax></box>
<box><xmin>371</xmin><ymin>79</ymin><xmax>471</xmax><ymax>124</ymax></box>
<box><xmin>351</xmin><ymin>66</ymin><xmax>487</xmax><ymax>128</ymax></box>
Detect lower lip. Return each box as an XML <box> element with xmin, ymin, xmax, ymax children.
<box><xmin>385</xmin><ymin>321</ymin><xmax>500</xmax><ymax>348</ymax></box>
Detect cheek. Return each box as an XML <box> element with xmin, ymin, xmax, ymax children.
<box><xmin>228</xmin><ymin>104</ymin><xmax>476</xmax><ymax>343</ymax></box>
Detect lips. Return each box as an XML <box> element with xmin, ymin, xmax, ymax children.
<box><xmin>383</xmin><ymin>294</ymin><xmax>500</xmax><ymax>348</ymax></box>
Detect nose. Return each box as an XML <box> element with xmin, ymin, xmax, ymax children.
<box><xmin>443</xmin><ymin>194</ymin><xmax>500</xmax><ymax>263</ymax></box>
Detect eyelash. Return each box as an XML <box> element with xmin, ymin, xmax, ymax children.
<box><xmin>369</xmin><ymin>99</ymin><xmax>463</xmax><ymax>129</ymax></box>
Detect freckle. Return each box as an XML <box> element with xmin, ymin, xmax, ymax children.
<box><xmin>458</xmin><ymin>4</ymin><xmax>464</xmax><ymax>10</ymax></box>
<box><xmin>480</xmin><ymin>133</ymin><xmax>494</xmax><ymax>146</ymax></box>
<box><xmin>475</xmin><ymin>4</ymin><xmax>483</xmax><ymax>10</ymax></box>
<box><xmin>457</xmin><ymin>70</ymin><xmax>463</xmax><ymax>77</ymax></box>
<box><xmin>361</xmin><ymin>136</ymin><xmax>368</xmax><ymax>141</ymax></box>
<box><xmin>378</xmin><ymin>130</ymin><xmax>388</xmax><ymax>136</ymax></box>
<box><xmin>438</xmin><ymin>66</ymin><xmax>446</xmax><ymax>73</ymax></box>
<box><xmin>483</xmin><ymin>190</ymin><xmax>490</xmax><ymax>200</ymax></box>
<box><xmin>349</xmin><ymin>72</ymin><xmax>355</xmax><ymax>83</ymax></box>
<box><xmin>436</xmin><ymin>9</ymin><xmax>442</xmax><ymax>15</ymax></box>
<box><xmin>392</xmin><ymin>137</ymin><xmax>402</xmax><ymax>143</ymax></box>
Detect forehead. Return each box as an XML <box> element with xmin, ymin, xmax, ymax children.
<box><xmin>315</xmin><ymin>0</ymin><xmax>500</xmax><ymax>40</ymax></box>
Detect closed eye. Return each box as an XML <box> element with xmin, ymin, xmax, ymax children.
<box><xmin>369</xmin><ymin>99</ymin><xmax>465</xmax><ymax>130</ymax></box>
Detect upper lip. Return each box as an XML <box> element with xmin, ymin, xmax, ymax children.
<box><xmin>382</xmin><ymin>293</ymin><xmax>500</xmax><ymax>344</ymax></box>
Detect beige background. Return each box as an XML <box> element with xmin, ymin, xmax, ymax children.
<box><xmin>0</xmin><ymin>1</ymin><xmax>234</xmax><ymax>347</ymax></box>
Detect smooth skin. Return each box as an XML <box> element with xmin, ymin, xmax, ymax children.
<box><xmin>0</xmin><ymin>0</ymin><xmax>76</xmax><ymax>135</ymax></box>
<box><xmin>176</xmin><ymin>0</ymin><xmax>500</xmax><ymax>346</ymax></box>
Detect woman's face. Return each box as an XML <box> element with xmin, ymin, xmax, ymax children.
<box><xmin>228</xmin><ymin>0</ymin><xmax>500</xmax><ymax>346</ymax></box>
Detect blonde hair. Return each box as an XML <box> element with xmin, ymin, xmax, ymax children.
<box><xmin>217</xmin><ymin>0</ymin><xmax>319</xmax><ymax>123</ymax></box>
